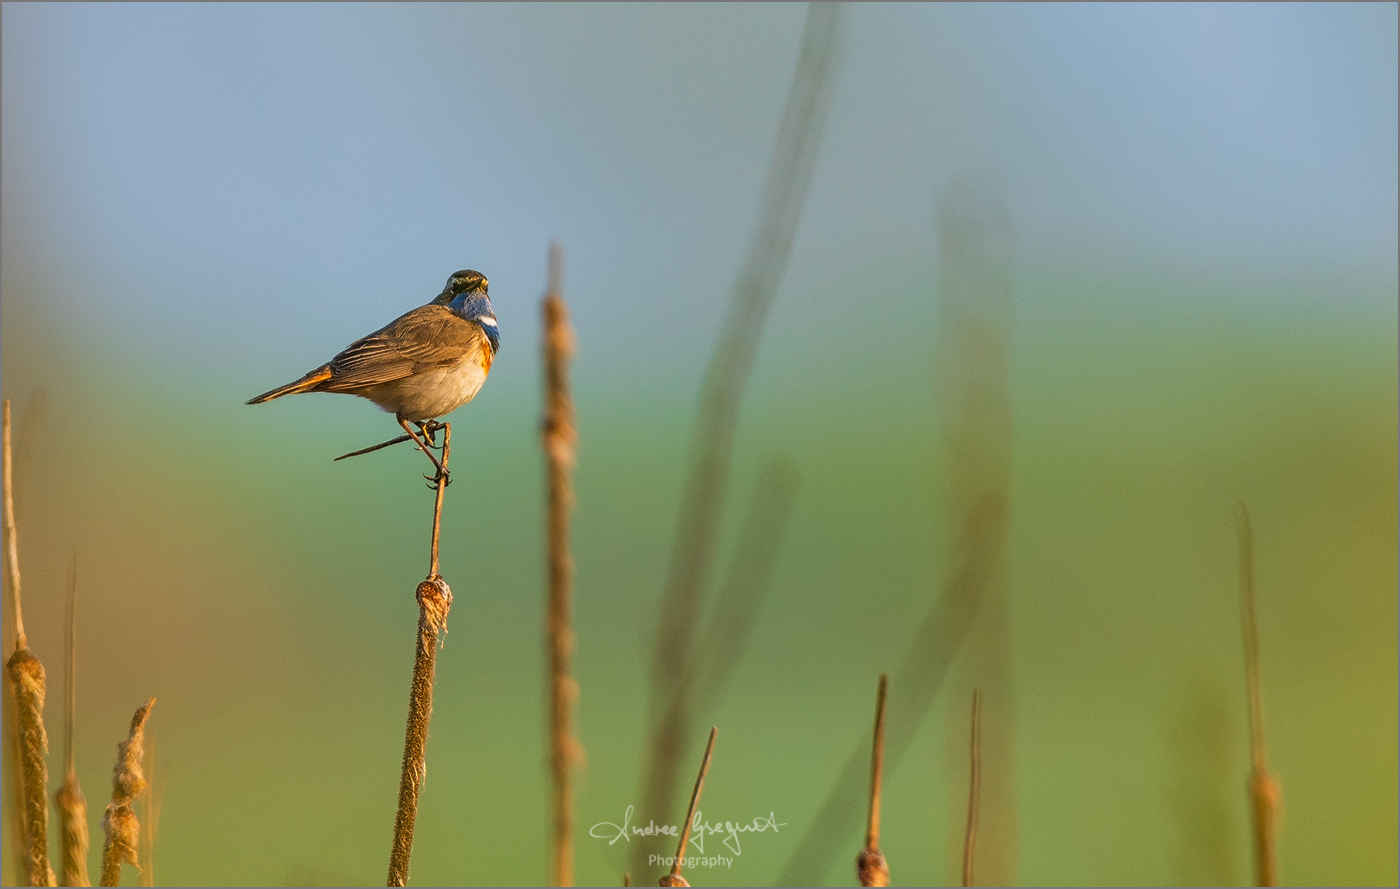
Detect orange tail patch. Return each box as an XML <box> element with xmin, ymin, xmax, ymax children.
<box><xmin>246</xmin><ymin>366</ymin><xmax>333</xmax><ymax>405</ymax></box>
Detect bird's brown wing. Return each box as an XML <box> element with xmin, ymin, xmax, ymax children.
<box><xmin>319</xmin><ymin>305</ymin><xmax>486</xmax><ymax>390</ymax></box>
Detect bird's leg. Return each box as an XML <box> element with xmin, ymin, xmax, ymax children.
<box><xmin>399</xmin><ymin>417</ymin><xmax>450</xmax><ymax>487</ymax></box>
<box><xmin>416</xmin><ymin>420</ymin><xmax>446</xmax><ymax>451</ymax></box>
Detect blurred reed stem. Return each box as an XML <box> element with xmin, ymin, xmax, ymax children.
<box><xmin>962</xmin><ymin>689</ymin><xmax>982</xmax><ymax>888</ymax></box>
<box><xmin>856</xmin><ymin>674</ymin><xmax>889</xmax><ymax>888</ymax></box>
<box><xmin>57</xmin><ymin>556</ymin><xmax>91</xmax><ymax>887</ymax></box>
<box><xmin>637</xmin><ymin>5</ymin><xmax>843</xmax><ymax>872</ymax></box>
<box><xmin>100</xmin><ymin>698</ymin><xmax>154</xmax><ymax>888</ymax></box>
<box><xmin>1236</xmin><ymin>504</ymin><xmax>1279</xmax><ymax>887</ymax></box>
<box><xmin>542</xmin><ymin>243</ymin><xmax>582</xmax><ymax>887</ymax></box>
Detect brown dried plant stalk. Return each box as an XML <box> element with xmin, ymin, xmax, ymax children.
<box><xmin>962</xmin><ymin>689</ymin><xmax>982</xmax><ymax>888</ymax></box>
<box><xmin>100</xmin><ymin>697</ymin><xmax>155</xmax><ymax>887</ymax></box>
<box><xmin>659</xmin><ymin>727</ymin><xmax>717</xmax><ymax>888</ymax></box>
<box><xmin>388</xmin><ymin>574</ymin><xmax>453</xmax><ymax>887</ymax></box>
<box><xmin>57</xmin><ymin>557</ymin><xmax>91</xmax><ymax>887</ymax></box>
<box><xmin>139</xmin><ymin>735</ymin><xmax>161</xmax><ymax>888</ymax></box>
<box><xmin>856</xmin><ymin>674</ymin><xmax>889</xmax><ymax>888</ymax></box>
<box><xmin>1236</xmin><ymin>504</ymin><xmax>1279</xmax><ymax>887</ymax></box>
<box><xmin>4</xmin><ymin>398</ymin><xmax>57</xmax><ymax>887</ymax></box>
<box><xmin>542</xmin><ymin>243</ymin><xmax>583</xmax><ymax>887</ymax></box>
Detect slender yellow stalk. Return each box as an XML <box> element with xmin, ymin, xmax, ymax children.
<box><xmin>5</xmin><ymin>398</ymin><xmax>56</xmax><ymax>887</ymax></box>
<box><xmin>57</xmin><ymin>557</ymin><xmax>91</xmax><ymax>887</ymax></box>
<box><xmin>962</xmin><ymin>689</ymin><xmax>982</xmax><ymax>887</ymax></box>
<box><xmin>387</xmin><ymin>577</ymin><xmax>452</xmax><ymax>887</ymax></box>
<box><xmin>542</xmin><ymin>242</ymin><xmax>583</xmax><ymax>887</ymax></box>
<box><xmin>659</xmin><ymin>727</ymin><xmax>717</xmax><ymax>888</ymax></box>
<box><xmin>1236</xmin><ymin>504</ymin><xmax>1280</xmax><ymax>887</ymax></box>
<box><xmin>856</xmin><ymin>675</ymin><xmax>889</xmax><ymax>888</ymax></box>
<box><xmin>100</xmin><ymin>697</ymin><xmax>154</xmax><ymax>887</ymax></box>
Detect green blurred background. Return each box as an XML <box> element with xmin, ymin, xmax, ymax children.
<box><xmin>2</xmin><ymin>3</ymin><xmax>1396</xmax><ymax>886</ymax></box>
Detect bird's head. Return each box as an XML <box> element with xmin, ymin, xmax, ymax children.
<box><xmin>437</xmin><ymin>269</ymin><xmax>499</xmax><ymax>354</ymax></box>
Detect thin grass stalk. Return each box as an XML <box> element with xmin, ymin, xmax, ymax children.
<box><xmin>100</xmin><ymin>698</ymin><xmax>154</xmax><ymax>888</ymax></box>
<box><xmin>856</xmin><ymin>674</ymin><xmax>889</xmax><ymax>888</ymax></box>
<box><xmin>57</xmin><ymin>557</ymin><xmax>91</xmax><ymax>887</ymax></box>
<box><xmin>659</xmin><ymin>727</ymin><xmax>717</xmax><ymax>888</ymax></box>
<box><xmin>1236</xmin><ymin>504</ymin><xmax>1279</xmax><ymax>887</ymax></box>
<box><xmin>387</xmin><ymin>576</ymin><xmax>453</xmax><ymax>887</ymax></box>
<box><xmin>961</xmin><ymin>689</ymin><xmax>982</xmax><ymax>887</ymax></box>
<box><xmin>637</xmin><ymin>5</ymin><xmax>844</xmax><ymax>871</ymax></box>
<box><xmin>542</xmin><ymin>243</ymin><xmax>582</xmax><ymax>887</ymax></box>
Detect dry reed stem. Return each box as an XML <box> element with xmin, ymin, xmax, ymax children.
<box><xmin>4</xmin><ymin>399</ymin><xmax>56</xmax><ymax>887</ymax></box>
<box><xmin>4</xmin><ymin>400</ymin><xmax>26</xmax><ymax>649</ymax></box>
<box><xmin>962</xmin><ymin>689</ymin><xmax>982</xmax><ymax>887</ymax></box>
<box><xmin>387</xmin><ymin>577</ymin><xmax>452</xmax><ymax>887</ymax></box>
<box><xmin>139</xmin><ymin>735</ymin><xmax>161</xmax><ymax>888</ymax></box>
<box><xmin>1236</xmin><ymin>504</ymin><xmax>1280</xmax><ymax>887</ymax></box>
<box><xmin>542</xmin><ymin>242</ymin><xmax>583</xmax><ymax>887</ymax></box>
<box><xmin>9</xmin><ymin>647</ymin><xmax>55</xmax><ymax>887</ymax></box>
<box><xmin>57</xmin><ymin>556</ymin><xmax>91</xmax><ymax>887</ymax></box>
<box><xmin>856</xmin><ymin>674</ymin><xmax>890</xmax><ymax>888</ymax></box>
<box><xmin>659</xmin><ymin>727</ymin><xmax>717</xmax><ymax>888</ymax></box>
<box><xmin>100</xmin><ymin>697</ymin><xmax>154</xmax><ymax>888</ymax></box>
<box><xmin>428</xmin><ymin>424</ymin><xmax>452</xmax><ymax>580</ymax></box>
<box><xmin>56</xmin><ymin>772</ymin><xmax>89</xmax><ymax>888</ymax></box>
<box><xmin>778</xmin><ymin>494</ymin><xmax>1007</xmax><ymax>885</ymax></box>
<box><xmin>638</xmin><ymin>5</ymin><xmax>843</xmax><ymax>869</ymax></box>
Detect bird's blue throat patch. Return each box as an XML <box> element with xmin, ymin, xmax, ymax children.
<box><xmin>452</xmin><ymin>292</ymin><xmax>500</xmax><ymax>354</ymax></box>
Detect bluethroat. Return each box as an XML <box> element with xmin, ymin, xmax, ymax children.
<box><xmin>248</xmin><ymin>269</ymin><xmax>499</xmax><ymax>482</ymax></box>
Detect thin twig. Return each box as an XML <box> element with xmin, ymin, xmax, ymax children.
<box><xmin>387</xmin><ymin>577</ymin><xmax>453</xmax><ymax>887</ymax></box>
<box><xmin>962</xmin><ymin>689</ymin><xmax>982</xmax><ymax>887</ymax></box>
<box><xmin>57</xmin><ymin>556</ymin><xmax>91</xmax><ymax>887</ymax></box>
<box><xmin>334</xmin><ymin>434</ymin><xmax>415</xmax><ymax>461</ymax></box>
<box><xmin>1236</xmin><ymin>504</ymin><xmax>1279</xmax><ymax>887</ymax></box>
<box><xmin>856</xmin><ymin>675</ymin><xmax>889</xmax><ymax>888</ymax></box>
<box><xmin>543</xmin><ymin>242</ymin><xmax>582</xmax><ymax>887</ymax></box>
<box><xmin>100</xmin><ymin>697</ymin><xmax>154</xmax><ymax>888</ymax></box>
<box><xmin>659</xmin><ymin>727</ymin><xmax>717</xmax><ymax>888</ymax></box>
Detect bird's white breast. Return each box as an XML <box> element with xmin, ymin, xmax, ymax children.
<box><xmin>361</xmin><ymin>354</ymin><xmax>489</xmax><ymax>421</ymax></box>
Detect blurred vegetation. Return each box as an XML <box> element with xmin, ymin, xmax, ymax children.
<box><xmin>1</xmin><ymin>255</ymin><xmax>1395</xmax><ymax>884</ymax></box>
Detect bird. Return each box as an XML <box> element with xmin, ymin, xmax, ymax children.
<box><xmin>248</xmin><ymin>269</ymin><xmax>499</xmax><ymax>482</ymax></box>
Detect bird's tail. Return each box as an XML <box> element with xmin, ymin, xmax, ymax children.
<box><xmin>246</xmin><ymin>366</ymin><xmax>333</xmax><ymax>405</ymax></box>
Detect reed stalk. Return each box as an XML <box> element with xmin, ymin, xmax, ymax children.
<box><xmin>659</xmin><ymin>727</ymin><xmax>717</xmax><ymax>888</ymax></box>
<box><xmin>5</xmin><ymin>398</ymin><xmax>56</xmax><ymax>887</ymax></box>
<box><xmin>56</xmin><ymin>557</ymin><xmax>91</xmax><ymax>887</ymax></box>
<box><xmin>856</xmin><ymin>675</ymin><xmax>890</xmax><ymax>888</ymax></box>
<box><xmin>100</xmin><ymin>697</ymin><xmax>154</xmax><ymax>888</ymax></box>
<box><xmin>542</xmin><ymin>243</ymin><xmax>582</xmax><ymax>887</ymax></box>
<box><xmin>962</xmin><ymin>689</ymin><xmax>982</xmax><ymax>887</ymax></box>
<box><xmin>387</xmin><ymin>574</ymin><xmax>453</xmax><ymax>887</ymax></box>
<box><xmin>1236</xmin><ymin>504</ymin><xmax>1280</xmax><ymax>887</ymax></box>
